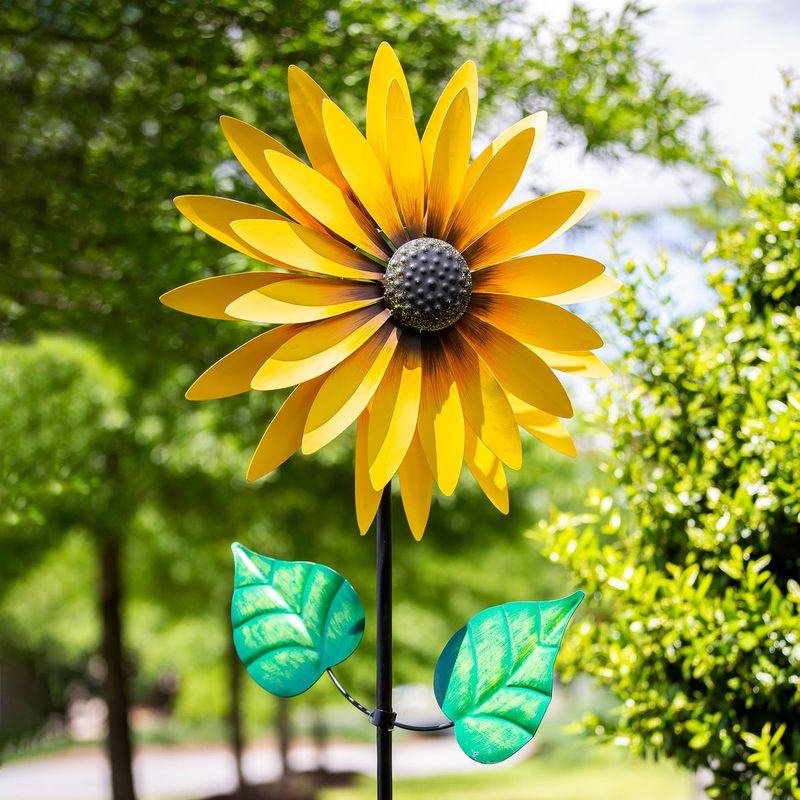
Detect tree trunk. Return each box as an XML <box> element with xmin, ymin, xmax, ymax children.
<box><xmin>227</xmin><ymin>628</ymin><xmax>247</xmax><ymax>791</ymax></box>
<box><xmin>99</xmin><ymin>536</ymin><xmax>136</xmax><ymax>800</ymax></box>
<box><xmin>312</xmin><ymin>704</ymin><xmax>328</xmax><ymax>773</ymax></box>
<box><xmin>276</xmin><ymin>698</ymin><xmax>292</xmax><ymax>778</ymax></box>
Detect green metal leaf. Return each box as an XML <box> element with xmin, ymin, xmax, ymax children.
<box><xmin>433</xmin><ymin>591</ymin><xmax>584</xmax><ymax>764</ymax></box>
<box><xmin>230</xmin><ymin>543</ymin><xmax>365</xmax><ymax>697</ymax></box>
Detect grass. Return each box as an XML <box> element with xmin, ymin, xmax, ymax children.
<box><xmin>320</xmin><ymin>741</ymin><xmax>693</xmax><ymax>800</ymax></box>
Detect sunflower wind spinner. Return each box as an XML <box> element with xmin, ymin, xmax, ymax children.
<box><xmin>162</xmin><ymin>43</ymin><xmax>616</xmax><ymax>794</ymax></box>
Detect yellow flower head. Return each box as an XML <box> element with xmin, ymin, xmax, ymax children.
<box><xmin>161</xmin><ymin>43</ymin><xmax>619</xmax><ymax>539</ymax></box>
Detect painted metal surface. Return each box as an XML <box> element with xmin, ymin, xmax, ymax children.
<box><xmin>433</xmin><ymin>591</ymin><xmax>584</xmax><ymax>764</ymax></box>
<box><xmin>231</xmin><ymin>543</ymin><xmax>365</xmax><ymax>697</ymax></box>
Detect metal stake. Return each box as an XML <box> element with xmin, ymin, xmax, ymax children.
<box><xmin>375</xmin><ymin>483</ymin><xmax>393</xmax><ymax>799</ymax></box>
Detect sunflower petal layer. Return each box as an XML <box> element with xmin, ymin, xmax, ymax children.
<box><xmin>443</xmin><ymin>329</ymin><xmax>522</xmax><ymax>469</ymax></box>
<box><xmin>287</xmin><ymin>65</ymin><xmax>348</xmax><ymax>190</ymax></box>
<box><xmin>459</xmin><ymin>315</ymin><xmax>572</xmax><ymax>418</ymax></box>
<box><xmin>231</xmin><ymin>219</ymin><xmax>382</xmax><ymax>281</ymax></box>
<box><xmin>509</xmin><ymin>395</ymin><xmax>577</xmax><ymax>458</ymax></box>
<box><xmin>356</xmin><ymin>409</ymin><xmax>384</xmax><ymax>534</ymax></box>
<box><xmin>251</xmin><ymin>307</ymin><xmax>391</xmax><ymax>391</ymax></box>
<box><xmin>448</xmin><ymin>126</ymin><xmax>536</xmax><ymax>251</ymax></box>
<box><xmin>463</xmin><ymin>427</ymin><xmax>509</xmax><ymax>513</ymax></box>
<box><xmin>470</xmin><ymin>294</ymin><xmax>603</xmax><ymax>351</ymax></box>
<box><xmin>418</xmin><ymin>341</ymin><xmax>465</xmax><ymax>496</ymax></box>
<box><xmin>471</xmin><ymin>255</ymin><xmax>605</xmax><ymax>299</ymax></box>
<box><xmin>160</xmin><ymin>273</ymin><xmax>293</xmax><ymax>321</ymax></box>
<box><xmin>398</xmin><ymin>432</ymin><xmax>433</xmax><ymax>540</ymax></box>
<box><xmin>464</xmin><ymin>190</ymin><xmax>600</xmax><ymax>270</ymax></box>
<box><xmin>303</xmin><ymin>322</ymin><xmax>400</xmax><ymax>454</ymax></box>
<box><xmin>186</xmin><ymin>326</ymin><xmax>299</xmax><ymax>401</ymax></box>
<box><xmin>544</xmin><ymin>273</ymin><xmax>622</xmax><ymax>305</ymax></box>
<box><xmin>264</xmin><ymin>151</ymin><xmax>389</xmax><ymax>260</ymax></box>
<box><xmin>165</xmin><ymin>47</ymin><xmax>615</xmax><ymax>541</ymax></box>
<box><xmin>367</xmin><ymin>42</ymin><xmax>413</xmax><ymax>180</ymax></box>
<box><xmin>421</xmin><ymin>61</ymin><xmax>478</xmax><ymax>179</ymax></box>
<box><xmin>385</xmin><ymin>80</ymin><xmax>425</xmax><ymax>237</ymax></box>
<box><xmin>247</xmin><ymin>375</ymin><xmax>327</xmax><ymax>481</ymax></box>
<box><xmin>367</xmin><ymin>334</ymin><xmax>422</xmax><ymax>490</ymax></box>
<box><xmin>226</xmin><ymin>278</ymin><xmax>382</xmax><ymax>324</ymax></box>
<box><xmin>322</xmin><ymin>99</ymin><xmax>406</xmax><ymax>245</ymax></box>
<box><xmin>173</xmin><ymin>196</ymin><xmax>290</xmax><ymax>265</ymax></box>
<box><xmin>426</xmin><ymin>88</ymin><xmax>472</xmax><ymax>238</ymax></box>
<box><xmin>219</xmin><ymin>116</ymin><xmax>322</xmax><ymax>230</ymax></box>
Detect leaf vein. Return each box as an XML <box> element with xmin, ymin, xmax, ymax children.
<box><xmin>232</xmin><ymin>606</ymin><xmax>298</xmax><ymax>629</ymax></box>
<box><xmin>465</xmin><ymin>711</ymin><xmax>536</xmax><ymax>738</ymax></box>
<box><xmin>242</xmin><ymin>643</ymin><xmax>318</xmax><ymax>668</ymax></box>
<box><xmin>319</xmin><ymin>576</ymin><xmax>346</xmax><ymax>663</ymax></box>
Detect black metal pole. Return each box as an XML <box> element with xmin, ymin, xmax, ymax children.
<box><xmin>375</xmin><ymin>483</ymin><xmax>393</xmax><ymax>799</ymax></box>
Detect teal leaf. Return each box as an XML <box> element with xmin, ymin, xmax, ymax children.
<box><xmin>230</xmin><ymin>543</ymin><xmax>365</xmax><ymax>697</ymax></box>
<box><xmin>433</xmin><ymin>591</ymin><xmax>584</xmax><ymax>764</ymax></box>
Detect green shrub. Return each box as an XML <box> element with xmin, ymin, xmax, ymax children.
<box><xmin>536</xmin><ymin>88</ymin><xmax>800</xmax><ymax>799</ymax></box>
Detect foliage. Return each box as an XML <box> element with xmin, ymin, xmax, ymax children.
<box><xmin>433</xmin><ymin>592</ymin><xmax>583</xmax><ymax>764</ymax></box>
<box><xmin>523</xmin><ymin>2</ymin><xmax>711</xmax><ymax>165</ymax></box>
<box><xmin>0</xmin><ymin>0</ymin><xmax>710</xmax><ymax>381</ymax></box>
<box><xmin>321</xmin><ymin>739</ymin><xmax>692</xmax><ymax>800</ymax></box>
<box><xmin>0</xmin><ymin>0</ymin><xmax>713</xmax><ymax>757</ymax></box>
<box><xmin>536</xmin><ymin>90</ymin><xmax>800</xmax><ymax>799</ymax></box>
<box><xmin>0</xmin><ymin>337</ymin><xmax>129</xmax><ymax>586</ymax></box>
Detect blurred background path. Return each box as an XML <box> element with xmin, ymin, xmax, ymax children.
<box><xmin>1</xmin><ymin>737</ymin><xmax>525</xmax><ymax>800</ymax></box>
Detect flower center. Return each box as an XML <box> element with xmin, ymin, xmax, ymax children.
<box><xmin>383</xmin><ymin>238</ymin><xmax>472</xmax><ymax>332</ymax></box>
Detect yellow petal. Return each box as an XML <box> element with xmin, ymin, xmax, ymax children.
<box><xmin>447</xmin><ymin>126</ymin><xmax>535</xmax><ymax>251</ymax></box>
<box><xmin>160</xmin><ymin>273</ymin><xmax>291</xmax><ymax>320</ymax></box>
<box><xmin>458</xmin><ymin>313</ymin><xmax>572</xmax><ymax>418</ymax></box>
<box><xmin>218</xmin><ymin>116</ymin><xmax>323</xmax><ymax>230</ymax></box>
<box><xmin>463</xmin><ymin>426</ymin><xmax>508</xmax><ymax>514</ymax></box>
<box><xmin>544</xmin><ymin>273</ymin><xmax>622</xmax><ymax>305</ymax></box>
<box><xmin>302</xmin><ymin>322</ymin><xmax>400</xmax><ymax>454</ymax></box>
<box><xmin>421</xmin><ymin>61</ymin><xmax>478</xmax><ymax>179</ymax></box>
<box><xmin>367</xmin><ymin>334</ymin><xmax>422</xmax><ymax>490</ymax></box>
<box><xmin>264</xmin><ymin>151</ymin><xmax>388</xmax><ymax>260</ymax></box>
<box><xmin>322</xmin><ymin>99</ymin><xmax>406</xmax><ymax>246</ymax></box>
<box><xmin>355</xmin><ymin>409</ymin><xmax>384</xmax><ymax>534</ymax></box>
<box><xmin>508</xmin><ymin>395</ymin><xmax>577</xmax><ymax>458</ymax></box>
<box><xmin>425</xmin><ymin>88</ymin><xmax>472</xmax><ymax>238</ymax></box>
<box><xmin>463</xmin><ymin>190</ymin><xmax>600</xmax><ymax>270</ymax></box>
<box><xmin>442</xmin><ymin>329</ymin><xmax>521</xmax><ymax>469</ymax></box>
<box><xmin>231</xmin><ymin>219</ymin><xmax>383</xmax><ymax>281</ymax></box>
<box><xmin>417</xmin><ymin>340</ymin><xmax>464</xmax><ymax>496</ymax></box>
<box><xmin>287</xmin><ymin>65</ymin><xmax>347</xmax><ymax>190</ymax></box>
<box><xmin>173</xmin><ymin>196</ymin><xmax>291</xmax><ymax>265</ymax></box>
<box><xmin>398</xmin><ymin>432</ymin><xmax>432</xmax><ymax>541</ymax></box>
<box><xmin>532</xmin><ymin>348</ymin><xmax>612</xmax><ymax>379</ymax></box>
<box><xmin>459</xmin><ymin>112</ymin><xmax>547</xmax><ymax>203</ymax></box>
<box><xmin>226</xmin><ymin>277</ymin><xmax>382</xmax><ymax>324</ymax></box>
<box><xmin>471</xmin><ymin>254</ymin><xmax>605</xmax><ymax>297</ymax></box>
<box><xmin>186</xmin><ymin>326</ymin><xmax>298</xmax><ymax>401</ymax></box>
<box><xmin>247</xmin><ymin>376</ymin><xmax>326</xmax><ymax>481</ymax></box>
<box><xmin>386</xmin><ymin>80</ymin><xmax>425</xmax><ymax>237</ymax></box>
<box><xmin>470</xmin><ymin>294</ymin><xmax>603</xmax><ymax>350</ymax></box>
<box><xmin>367</xmin><ymin>42</ymin><xmax>412</xmax><ymax>179</ymax></box>
<box><xmin>251</xmin><ymin>307</ymin><xmax>391</xmax><ymax>391</ymax></box>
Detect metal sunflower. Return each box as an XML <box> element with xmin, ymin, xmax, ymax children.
<box><xmin>161</xmin><ymin>43</ymin><xmax>619</xmax><ymax>539</ymax></box>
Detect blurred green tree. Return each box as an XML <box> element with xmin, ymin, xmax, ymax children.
<box><xmin>0</xmin><ymin>1</ymin><xmax>712</xmax><ymax>798</ymax></box>
<box><xmin>0</xmin><ymin>337</ymin><xmax>134</xmax><ymax>771</ymax></box>
<box><xmin>536</xmin><ymin>86</ymin><xmax>800</xmax><ymax>799</ymax></box>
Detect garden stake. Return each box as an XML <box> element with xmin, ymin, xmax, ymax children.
<box><xmin>164</xmin><ymin>41</ymin><xmax>615</xmax><ymax>797</ymax></box>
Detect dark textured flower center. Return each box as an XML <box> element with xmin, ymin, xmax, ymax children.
<box><xmin>383</xmin><ymin>238</ymin><xmax>471</xmax><ymax>332</ymax></box>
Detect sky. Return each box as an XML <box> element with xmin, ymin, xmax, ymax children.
<box><xmin>497</xmin><ymin>0</ymin><xmax>800</xmax><ymax>320</ymax></box>
<box><xmin>530</xmin><ymin>0</ymin><xmax>800</xmax><ymax>213</ymax></box>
